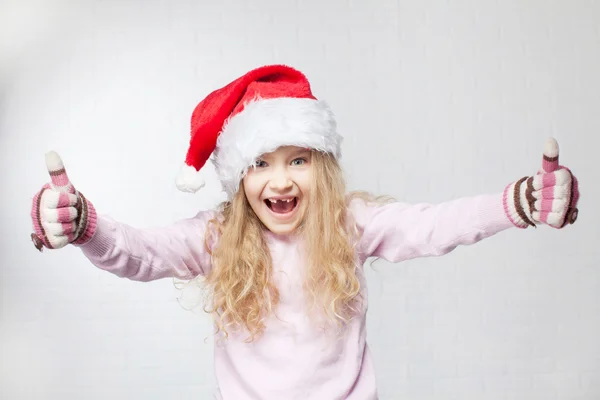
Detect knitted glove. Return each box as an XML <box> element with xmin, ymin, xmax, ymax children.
<box><xmin>30</xmin><ymin>151</ymin><xmax>97</xmax><ymax>251</ymax></box>
<box><xmin>503</xmin><ymin>138</ymin><xmax>580</xmax><ymax>229</ymax></box>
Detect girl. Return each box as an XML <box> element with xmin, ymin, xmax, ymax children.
<box><xmin>30</xmin><ymin>64</ymin><xmax>580</xmax><ymax>400</ymax></box>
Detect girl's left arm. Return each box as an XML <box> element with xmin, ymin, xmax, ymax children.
<box><xmin>351</xmin><ymin>192</ymin><xmax>513</xmax><ymax>263</ymax></box>
<box><xmin>351</xmin><ymin>138</ymin><xmax>580</xmax><ymax>263</ymax></box>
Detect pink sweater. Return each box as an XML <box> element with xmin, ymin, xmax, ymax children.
<box><xmin>76</xmin><ymin>193</ymin><xmax>514</xmax><ymax>399</ymax></box>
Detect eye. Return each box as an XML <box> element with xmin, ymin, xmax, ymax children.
<box><xmin>254</xmin><ymin>159</ymin><xmax>268</xmax><ymax>168</ymax></box>
<box><xmin>291</xmin><ymin>158</ymin><xmax>307</xmax><ymax>166</ymax></box>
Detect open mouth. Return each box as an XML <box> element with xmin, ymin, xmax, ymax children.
<box><xmin>264</xmin><ymin>197</ymin><xmax>298</xmax><ymax>214</ymax></box>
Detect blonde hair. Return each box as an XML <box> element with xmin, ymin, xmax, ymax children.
<box><xmin>188</xmin><ymin>150</ymin><xmax>392</xmax><ymax>342</ymax></box>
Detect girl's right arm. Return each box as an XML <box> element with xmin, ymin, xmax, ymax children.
<box><xmin>30</xmin><ymin>151</ymin><xmax>215</xmax><ymax>282</ymax></box>
<box><xmin>73</xmin><ymin>211</ymin><xmax>215</xmax><ymax>281</ymax></box>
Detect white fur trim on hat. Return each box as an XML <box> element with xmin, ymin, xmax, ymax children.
<box><xmin>211</xmin><ymin>97</ymin><xmax>342</xmax><ymax>199</ymax></box>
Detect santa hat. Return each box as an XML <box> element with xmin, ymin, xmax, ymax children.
<box><xmin>175</xmin><ymin>64</ymin><xmax>343</xmax><ymax>199</ymax></box>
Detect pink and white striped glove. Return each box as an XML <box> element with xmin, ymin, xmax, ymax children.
<box><xmin>503</xmin><ymin>138</ymin><xmax>580</xmax><ymax>229</ymax></box>
<box><xmin>30</xmin><ymin>151</ymin><xmax>97</xmax><ymax>251</ymax></box>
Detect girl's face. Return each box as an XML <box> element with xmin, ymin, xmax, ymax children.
<box><xmin>242</xmin><ymin>146</ymin><xmax>313</xmax><ymax>235</ymax></box>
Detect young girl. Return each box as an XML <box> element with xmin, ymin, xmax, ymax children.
<box><xmin>30</xmin><ymin>64</ymin><xmax>580</xmax><ymax>400</ymax></box>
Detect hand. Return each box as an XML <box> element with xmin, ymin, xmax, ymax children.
<box><xmin>503</xmin><ymin>138</ymin><xmax>580</xmax><ymax>229</ymax></box>
<box><xmin>30</xmin><ymin>151</ymin><xmax>97</xmax><ymax>251</ymax></box>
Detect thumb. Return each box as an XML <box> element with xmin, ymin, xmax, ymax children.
<box><xmin>541</xmin><ymin>137</ymin><xmax>560</xmax><ymax>173</ymax></box>
<box><xmin>45</xmin><ymin>151</ymin><xmax>74</xmax><ymax>192</ymax></box>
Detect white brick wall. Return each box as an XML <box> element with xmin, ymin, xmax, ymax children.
<box><xmin>1</xmin><ymin>0</ymin><xmax>599</xmax><ymax>398</ymax></box>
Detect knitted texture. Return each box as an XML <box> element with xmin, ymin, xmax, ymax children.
<box><xmin>503</xmin><ymin>138</ymin><xmax>580</xmax><ymax>229</ymax></box>
<box><xmin>30</xmin><ymin>151</ymin><xmax>97</xmax><ymax>251</ymax></box>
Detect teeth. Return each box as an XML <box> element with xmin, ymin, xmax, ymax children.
<box><xmin>268</xmin><ymin>198</ymin><xmax>294</xmax><ymax>203</ymax></box>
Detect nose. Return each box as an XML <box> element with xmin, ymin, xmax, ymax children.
<box><xmin>268</xmin><ymin>167</ymin><xmax>293</xmax><ymax>192</ymax></box>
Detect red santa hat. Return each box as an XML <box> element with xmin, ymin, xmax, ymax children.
<box><xmin>175</xmin><ymin>64</ymin><xmax>342</xmax><ymax>199</ymax></box>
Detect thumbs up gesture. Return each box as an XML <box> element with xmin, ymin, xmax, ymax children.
<box><xmin>30</xmin><ymin>151</ymin><xmax>97</xmax><ymax>251</ymax></box>
<box><xmin>503</xmin><ymin>138</ymin><xmax>580</xmax><ymax>229</ymax></box>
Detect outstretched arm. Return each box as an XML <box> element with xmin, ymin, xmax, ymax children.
<box><xmin>351</xmin><ymin>192</ymin><xmax>512</xmax><ymax>263</ymax></box>
<box><xmin>73</xmin><ymin>211</ymin><xmax>216</xmax><ymax>281</ymax></box>
<box><xmin>350</xmin><ymin>138</ymin><xmax>580</xmax><ymax>264</ymax></box>
<box><xmin>31</xmin><ymin>151</ymin><xmax>216</xmax><ymax>282</ymax></box>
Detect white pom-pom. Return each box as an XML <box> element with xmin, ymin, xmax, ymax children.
<box><xmin>175</xmin><ymin>164</ymin><xmax>206</xmax><ymax>193</ymax></box>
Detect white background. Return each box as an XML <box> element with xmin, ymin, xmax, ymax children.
<box><xmin>1</xmin><ymin>0</ymin><xmax>599</xmax><ymax>399</ymax></box>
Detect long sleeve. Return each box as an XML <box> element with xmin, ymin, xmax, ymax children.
<box><xmin>73</xmin><ymin>209</ymin><xmax>218</xmax><ymax>281</ymax></box>
<box><xmin>349</xmin><ymin>192</ymin><xmax>515</xmax><ymax>263</ymax></box>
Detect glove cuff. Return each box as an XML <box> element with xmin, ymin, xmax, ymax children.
<box><xmin>72</xmin><ymin>192</ymin><xmax>98</xmax><ymax>245</ymax></box>
<box><xmin>503</xmin><ymin>177</ymin><xmax>536</xmax><ymax>229</ymax></box>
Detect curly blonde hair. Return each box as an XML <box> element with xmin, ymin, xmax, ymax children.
<box><xmin>183</xmin><ymin>150</ymin><xmax>392</xmax><ymax>343</ymax></box>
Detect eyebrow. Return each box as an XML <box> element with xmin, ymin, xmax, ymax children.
<box><xmin>258</xmin><ymin>148</ymin><xmax>310</xmax><ymax>162</ymax></box>
<box><xmin>291</xmin><ymin>148</ymin><xmax>311</xmax><ymax>156</ymax></box>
